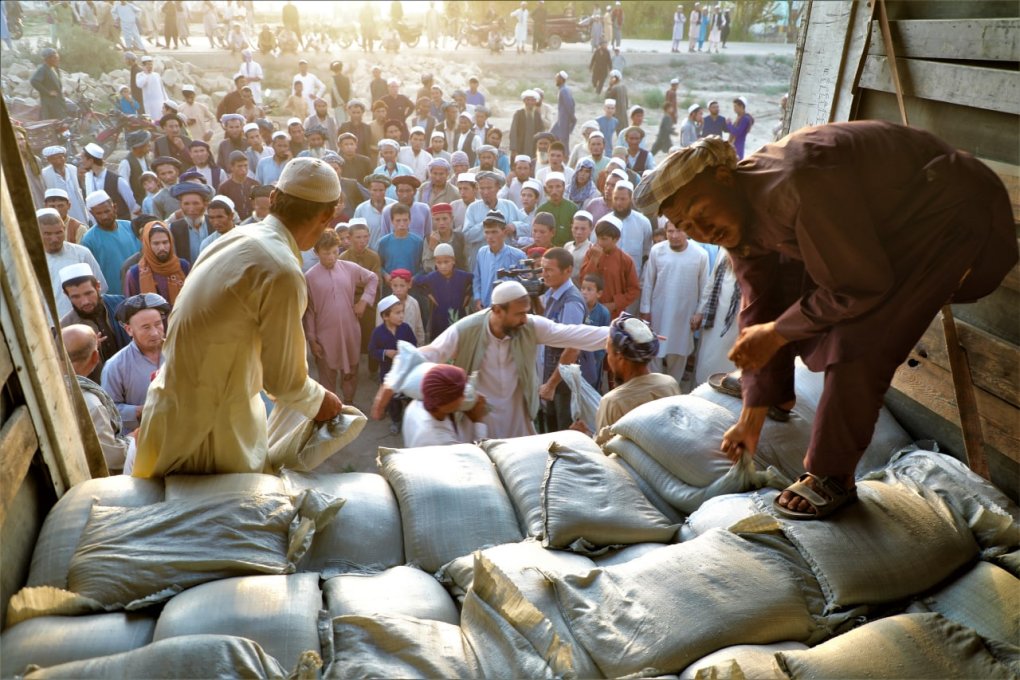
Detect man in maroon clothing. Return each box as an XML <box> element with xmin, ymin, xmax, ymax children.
<box><xmin>634</xmin><ymin>121</ymin><xmax>1017</xmax><ymax>520</ymax></box>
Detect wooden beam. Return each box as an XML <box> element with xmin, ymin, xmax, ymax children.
<box><xmin>0</xmin><ymin>407</ymin><xmax>39</xmax><ymax>526</ymax></box>
<box><xmin>0</xmin><ymin>335</ymin><xmax>12</xmax><ymax>387</ymax></box>
<box><xmin>869</xmin><ymin>18</ymin><xmax>1020</xmax><ymax>61</ymax></box>
<box><xmin>892</xmin><ymin>356</ymin><xmax>1019</xmax><ymax>465</ymax></box>
<box><xmin>913</xmin><ymin>316</ymin><xmax>1020</xmax><ymax>408</ymax></box>
<box><xmin>0</xmin><ymin>167</ymin><xmax>92</xmax><ymax>495</ymax></box>
<box><xmin>859</xmin><ymin>55</ymin><xmax>1020</xmax><ymax>116</ymax></box>
<box><xmin>979</xmin><ymin>158</ymin><xmax>1020</xmax><ymax>225</ymax></box>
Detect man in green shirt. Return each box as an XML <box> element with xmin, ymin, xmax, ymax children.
<box><xmin>537</xmin><ymin>172</ymin><xmax>578</xmax><ymax>247</ymax></box>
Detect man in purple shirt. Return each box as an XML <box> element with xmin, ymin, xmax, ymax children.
<box><xmin>101</xmin><ymin>293</ymin><xmax>168</xmax><ymax>433</ymax></box>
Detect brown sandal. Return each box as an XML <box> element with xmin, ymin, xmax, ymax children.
<box><xmin>773</xmin><ymin>473</ymin><xmax>858</xmax><ymax>520</ymax></box>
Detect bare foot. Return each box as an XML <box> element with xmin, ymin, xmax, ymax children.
<box><xmin>777</xmin><ymin>474</ymin><xmax>854</xmax><ymax>515</ymax></box>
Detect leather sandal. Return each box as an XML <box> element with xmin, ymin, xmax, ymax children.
<box><xmin>708</xmin><ymin>371</ymin><xmax>742</xmax><ymax>398</ymax></box>
<box><xmin>773</xmin><ymin>473</ymin><xmax>858</xmax><ymax>520</ymax></box>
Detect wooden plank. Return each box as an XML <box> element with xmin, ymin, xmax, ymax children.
<box><xmin>869</xmin><ymin>18</ymin><xmax>1020</xmax><ymax>61</ymax></box>
<box><xmin>892</xmin><ymin>356</ymin><xmax>1020</xmax><ymax>464</ymax></box>
<box><xmin>952</xmin><ymin>285</ymin><xmax>1020</xmax><ymax>346</ymax></box>
<box><xmin>886</xmin><ymin>0</ymin><xmax>1020</xmax><ymax>22</ymax></box>
<box><xmin>979</xmin><ymin>158</ymin><xmax>1020</xmax><ymax>226</ymax></box>
<box><xmin>0</xmin><ymin>471</ymin><xmax>51</xmax><ymax>629</ymax></box>
<box><xmin>0</xmin><ymin>407</ymin><xmax>39</xmax><ymax>526</ymax></box>
<box><xmin>857</xmin><ymin>90</ymin><xmax>1019</xmax><ymax>166</ymax></box>
<box><xmin>0</xmin><ymin>166</ymin><xmax>92</xmax><ymax>494</ymax></box>
<box><xmin>0</xmin><ymin>334</ymin><xmax>12</xmax><ymax>387</ymax></box>
<box><xmin>859</xmin><ymin>55</ymin><xmax>1020</xmax><ymax>115</ymax></box>
<box><xmin>913</xmin><ymin>316</ymin><xmax>1020</xmax><ymax>408</ymax></box>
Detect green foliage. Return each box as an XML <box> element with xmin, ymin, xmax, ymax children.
<box><xmin>709</xmin><ymin>53</ymin><xmax>730</xmax><ymax>65</ymax></box>
<box><xmin>744</xmin><ymin>54</ymin><xmax>760</xmax><ymax>65</ymax></box>
<box><xmin>50</xmin><ymin>24</ymin><xmax>122</xmax><ymax>78</ymax></box>
<box><xmin>641</xmin><ymin>88</ymin><xmax>665</xmax><ymax>110</ymax></box>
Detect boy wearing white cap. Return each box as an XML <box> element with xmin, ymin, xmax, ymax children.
<box><xmin>536</xmin><ymin>170</ymin><xmax>578</xmax><ymax>246</ymax></box>
<box><xmin>44</xmin><ymin>188</ymin><xmax>88</xmax><ymax>243</ymax></box>
<box><xmin>368</xmin><ymin>294</ymin><xmax>417</xmax><ymax>433</ymax></box>
<box><xmin>293</xmin><ymin>59</ymin><xmax>326</xmax><ymax>107</ymax></box>
<box><xmin>80</xmin><ymin>143</ymin><xmax>137</xmax><ymax>221</ymax></box>
<box><xmin>179</xmin><ymin>85</ymin><xmax>216</xmax><ymax>143</ymax></box>
<box><xmin>135</xmin><ymin>157</ymin><xmax>346</xmax><ymax>477</ymax></box>
<box><xmin>596</xmin><ymin>99</ymin><xmax>618</xmax><ymax>147</ymax></box>
<box><xmin>41</xmin><ymin>146</ymin><xmax>90</xmax><ymax>226</ymax></box>
<box><xmin>38</xmin><ymin>209</ymin><xmax>106</xmax><ymax>318</ymax></box>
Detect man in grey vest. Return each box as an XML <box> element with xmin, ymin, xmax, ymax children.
<box><xmin>372</xmin><ymin>280</ymin><xmax>608</xmax><ymax>439</ymax></box>
<box><xmin>537</xmin><ymin>247</ymin><xmax>587</xmax><ymax>432</ymax></box>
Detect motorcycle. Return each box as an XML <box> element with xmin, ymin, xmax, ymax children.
<box><xmin>457</xmin><ymin>22</ymin><xmax>515</xmax><ymax>50</ymax></box>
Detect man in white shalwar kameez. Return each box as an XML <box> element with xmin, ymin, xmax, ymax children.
<box><xmin>694</xmin><ymin>251</ymin><xmax>740</xmax><ymax>385</ymax></box>
<box><xmin>640</xmin><ymin>222</ymin><xmax>708</xmax><ymax>386</ymax></box>
<box><xmin>374</xmin><ymin>281</ymin><xmax>608</xmax><ymax>439</ymax></box>
<box><xmin>134</xmin><ymin>158</ymin><xmax>344</xmax><ymax>477</ymax></box>
<box><xmin>135</xmin><ymin>56</ymin><xmax>166</xmax><ymax>122</ymax></box>
<box><xmin>41</xmin><ymin>145</ymin><xmax>90</xmax><ymax>225</ymax></box>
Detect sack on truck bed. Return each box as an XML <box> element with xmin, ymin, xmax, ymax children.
<box><xmin>608</xmin><ymin>453</ymin><xmax>686</xmax><ymax>525</ymax></box>
<box><xmin>481</xmin><ymin>430</ymin><xmax>602</xmax><ymax>538</ymax></box>
<box><xmin>163</xmin><ymin>472</ymin><xmax>285</xmax><ymax>502</ymax></box>
<box><xmin>678</xmin><ymin>642</ymin><xmax>808</xmax><ymax>680</ymax></box>
<box><xmin>774</xmin><ymin>613</ymin><xmax>1018</xmax><ymax>679</ymax></box>
<box><xmin>26</xmin><ymin>476</ymin><xmax>165</xmax><ymax>590</ymax></box>
<box><xmin>324</xmin><ymin>566</ymin><xmax>460</xmax><ymax>625</ymax></box>
<box><xmin>326</xmin><ymin>614</ymin><xmax>480</xmax><ymax>679</ymax></box>
<box><xmin>284</xmin><ymin>471</ymin><xmax>405</xmax><ymax>575</ymax></box>
<box><xmin>541</xmin><ymin>443</ymin><xmax>679</xmax><ymax>554</ymax></box>
<box><xmin>557</xmin><ymin>363</ymin><xmax>601</xmax><ymax>434</ymax></box>
<box><xmin>153</xmin><ymin>572</ymin><xmax>326</xmax><ymax>672</ymax></box>
<box><xmin>378</xmin><ymin>444</ymin><xmax>523</xmax><ymax>573</ymax></box>
<box><xmin>267</xmin><ymin>404</ymin><xmax>367</xmax><ymax>473</ymax></box>
<box><xmin>542</xmin><ymin>528</ymin><xmax>823</xmax><ymax>677</ymax></box>
<box><xmin>21</xmin><ymin>634</ymin><xmax>290</xmax><ymax>680</ymax></box>
<box><xmin>906</xmin><ymin>561</ymin><xmax>1020</xmax><ymax>645</ymax></box>
<box><xmin>1</xmin><ymin>612</ymin><xmax>156</xmax><ymax>679</ymax></box>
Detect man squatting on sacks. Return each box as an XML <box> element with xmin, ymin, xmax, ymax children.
<box><xmin>633</xmin><ymin>120</ymin><xmax>1017</xmax><ymax>520</ymax></box>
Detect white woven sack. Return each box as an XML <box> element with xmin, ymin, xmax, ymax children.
<box><xmin>906</xmin><ymin>561</ymin><xmax>1020</xmax><ymax>644</ymax></box>
<box><xmin>267</xmin><ymin>404</ymin><xmax>367</xmax><ymax>473</ymax></box>
<box><xmin>678</xmin><ymin>642</ymin><xmax>808</xmax><ymax>680</ymax></box>
<box><xmin>324</xmin><ymin>567</ymin><xmax>459</xmax><ymax>625</ymax></box>
<box><xmin>557</xmin><ymin>363</ymin><xmax>601</xmax><ymax>432</ymax></box>
<box><xmin>383</xmin><ymin>340</ymin><xmax>480</xmax><ymax>410</ymax></box>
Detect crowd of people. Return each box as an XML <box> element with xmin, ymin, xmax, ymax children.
<box><xmin>23</xmin><ymin>31</ymin><xmax>757</xmax><ymax>476</ymax></box>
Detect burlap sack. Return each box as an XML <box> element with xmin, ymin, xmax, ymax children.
<box><xmin>326</xmin><ymin>614</ymin><xmax>479</xmax><ymax>679</ymax></box>
<box><xmin>906</xmin><ymin>561</ymin><xmax>1020</xmax><ymax>644</ymax></box>
<box><xmin>679</xmin><ymin>642</ymin><xmax>807</xmax><ymax>680</ymax></box>
<box><xmin>283</xmin><ymin>471</ymin><xmax>404</xmax><ymax>575</ymax></box>
<box><xmin>609</xmin><ymin>453</ymin><xmax>686</xmax><ymax>524</ymax></box>
<box><xmin>546</xmin><ymin>529</ymin><xmax>820</xmax><ymax>677</ymax></box>
<box><xmin>378</xmin><ymin>443</ymin><xmax>522</xmax><ymax>573</ymax></box>
<box><xmin>324</xmin><ymin>567</ymin><xmax>459</xmax><ymax>625</ymax></box>
<box><xmin>680</xmin><ymin>490</ymin><xmax>779</xmax><ymax>542</ymax></box>
<box><xmin>153</xmin><ymin>573</ymin><xmax>326</xmax><ymax>671</ymax></box>
<box><xmin>541</xmin><ymin>443</ymin><xmax>679</xmax><ymax>554</ymax></box>
<box><xmin>1</xmin><ymin>613</ymin><xmax>156</xmax><ymax>678</ymax></box>
<box><xmin>27</xmin><ymin>476</ymin><xmax>165</xmax><ymax>589</ymax></box>
<box><xmin>592</xmin><ymin>542</ymin><xmax>666</xmax><ymax>567</ymax></box>
<box><xmin>267</xmin><ymin>404</ymin><xmax>367</xmax><ymax>473</ymax></box>
<box><xmin>480</xmin><ymin>430</ymin><xmax>602</xmax><ymax>537</ymax></box>
<box><xmin>163</xmin><ymin>472</ymin><xmax>285</xmax><ymax>501</ymax></box>
<box><xmin>22</xmin><ymin>635</ymin><xmax>290</xmax><ymax>679</ymax></box>
<box><xmin>775</xmin><ymin>613</ymin><xmax>1017</xmax><ymax>679</ymax></box>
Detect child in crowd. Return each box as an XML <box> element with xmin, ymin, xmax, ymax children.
<box><xmin>283</xmin><ymin>81</ymin><xmax>309</xmax><ymax>119</ymax></box>
<box><xmin>651</xmin><ymin>226</ymin><xmax>666</xmax><ymax>245</ymax></box>
<box><xmin>139</xmin><ymin>171</ymin><xmax>162</xmax><ymax>216</ymax></box>
<box><xmin>565</xmin><ymin>210</ymin><xmax>594</xmax><ymax>285</ymax></box>
<box><xmin>378</xmin><ymin>204</ymin><xmax>425</xmax><ymax>284</ymax></box>
<box><xmin>377</xmin><ymin>269</ymin><xmax>426</xmax><ymax>347</ymax></box>
<box><xmin>368</xmin><ymin>295</ymin><xmax>417</xmax><ymax>434</ymax></box>
<box><xmin>334</xmin><ymin>224</ymin><xmax>351</xmax><ymax>253</ymax></box>
<box><xmin>579</xmin><ymin>216</ymin><xmax>640</xmax><ymax>319</ymax></box>
<box><xmin>597</xmin><ymin>99</ymin><xmax>619</xmax><ymax>147</ymax></box>
<box><xmin>422</xmin><ymin>203</ymin><xmax>467</xmax><ymax>273</ymax></box>
<box><xmin>531</xmin><ymin>213</ymin><xmax>557</xmax><ymax>251</ymax></box>
<box><xmin>580</xmin><ymin>273</ymin><xmax>611</xmax><ymax>391</ymax></box>
<box><xmin>117</xmin><ymin>85</ymin><xmax>142</xmax><ymax>115</ymax></box>
<box><xmin>414</xmin><ymin>243</ymin><xmax>472</xmax><ymax>341</ymax></box>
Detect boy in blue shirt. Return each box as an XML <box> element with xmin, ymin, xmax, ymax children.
<box><xmin>579</xmin><ymin>273</ymin><xmax>610</xmax><ymax>391</ymax></box>
<box><xmin>368</xmin><ymin>295</ymin><xmax>417</xmax><ymax>434</ymax></box>
<box><xmin>378</xmin><ymin>203</ymin><xmax>424</xmax><ymax>291</ymax></box>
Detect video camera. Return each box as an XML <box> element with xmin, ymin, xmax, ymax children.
<box><xmin>496</xmin><ymin>259</ymin><xmax>547</xmax><ymax>298</ymax></box>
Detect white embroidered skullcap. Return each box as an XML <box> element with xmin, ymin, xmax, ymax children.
<box><xmin>604</xmin><ymin>98</ymin><xmax>616</xmax><ymax>106</ymax></box>
<box><xmin>43</xmin><ymin>145</ymin><xmax>66</xmax><ymax>157</ymax></box>
<box><xmin>36</xmin><ymin>207</ymin><xmax>61</xmax><ymax>219</ymax></box>
<box><xmin>83</xmin><ymin>143</ymin><xmax>105</xmax><ymax>160</ymax></box>
<box><xmin>614</xmin><ymin>180</ymin><xmax>635</xmax><ymax>193</ymax></box>
<box><xmin>433</xmin><ymin>243</ymin><xmax>455</xmax><ymax>259</ymax></box>
<box><xmin>210</xmin><ymin>194</ymin><xmax>235</xmax><ymax>211</ymax></box>
<box><xmin>514</xmin><ymin>155</ymin><xmax>532</xmax><ymax>164</ymax></box>
<box><xmin>59</xmin><ymin>262</ymin><xmax>93</xmax><ymax>285</ymax></box>
<box><xmin>378</xmin><ymin>294</ymin><xmax>401</xmax><ymax>314</ymax></box>
<box><xmin>457</xmin><ymin>172</ymin><xmax>477</xmax><ymax>184</ymax></box>
<box><xmin>491</xmin><ymin>281</ymin><xmax>529</xmax><ymax>305</ymax></box>
<box><xmin>543</xmin><ymin>171</ymin><xmax>566</xmax><ymax>185</ymax></box>
<box><xmin>243</xmin><ymin>122</ymin><xmax>259</xmax><ymax>133</ymax></box>
<box><xmin>85</xmin><ymin>190</ymin><xmax>112</xmax><ymax>209</ymax></box>
<box><xmin>44</xmin><ymin>188</ymin><xmax>69</xmax><ymax>200</ymax></box>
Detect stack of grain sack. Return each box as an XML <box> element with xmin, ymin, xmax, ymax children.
<box><xmin>4</xmin><ymin>402</ymin><xmax>1018</xmax><ymax>677</ymax></box>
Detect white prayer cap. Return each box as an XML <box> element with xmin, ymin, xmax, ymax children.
<box><xmin>348</xmin><ymin>217</ymin><xmax>368</xmax><ymax>227</ymax></box>
<box><xmin>580</xmin><ymin>120</ymin><xmax>599</xmax><ymax>133</ymax></box>
<box><xmin>378</xmin><ymin>294</ymin><xmax>401</xmax><ymax>314</ymax></box>
<box><xmin>164</xmin><ymin>99</ymin><xmax>180</xmax><ymax>112</ymax></box>
<box><xmin>609</xmin><ymin>168</ymin><xmax>629</xmax><ymax>181</ymax></box>
<box><xmin>521</xmin><ymin>89</ymin><xmax>539</xmax><ymax>100</ymax></box>
<box><xmin>670</xmin><ymin>78</ymin><xmax>680</xmax><ymax>85</ymax></box>
<box><xmin>587</xmin><ymin>131</ymin><xmax>605</xmax><ymax>140</ymax></box>
<box><xmin>181</xmin><ymin>84</ymin><xmax>196</xmax><ymax>93</ymax></box>
<box><xmin>457</xmin><ymin>172</ymin><xmax>477</xmax><ymax>185</ymax></box>
<box><xmin>298</xmin><ymin>58</ymin><xmax>309</xmax><ymax>64</ymax></box>
<box><xmin>573</xmin><ymin>209</ymin><xmax>594</xmax><ymax>223</ymax></box>
<box><xmin>430</xmin><ymin>130</ymin><xmax>445</xmax><ymax>140</ymax></box>
<box><xmin>35</xmin><ymin>207</ymin><xmax>61</xmax><ymax>219</ymax></box>
<box><xmin>544</xmin><ymin>171</ymin><xmax>566</xmax><ymax>185</ymax></box>
<box><xmin>609</xmin><ymin>69</ymin><xmax>622</xmax><ymax>79</ymax></box>
<box><xmin>607</xmin><ymin>157</ymin><xmax>626</xmax><ymax>169</ymax></box>
<box><xmin>243</xmin><ymin>122</ymin><xmax>259</xmax><ymax>133</ymax></box>
<box><xmin>43</xmin><ymin>145</ymin><xmax>66</xmax><ymax>157</ymax></box>
<box><xmin>210</xmin><ymin>194</ymin><xmax>235</xmax><ymax>211</ymax></box>
<box><xmin>433</xmin><ymin>243</ymin><xmax>455</xmax><ymax>259</ymax></box>
<box><xmin>521</xmin><ymin>179</ymin><xmax>543</xmax><ymax>195</ymax></box>
<box><xmin>85</xmin><ymin>190</ymin><xmax>112</xmax><ymax>209</ymax></box>
<box><xmin>595</xmin><ymin>214</ymin><xmax>622</xmax><ymax>230</ymax></box>
<box><xmin>514</xmin><ymin>154</ymin><xmax>532</xmax><ymax>165</ymax></box>
<box><xmin>140</xmin><ymin>55</ymin><xmax>153</xmax><ymax>63</ymax></box>
<box><xmin>688</xmin><ymin>103</ymin><xmax>702</xmax><ymax>115</ymax></box>
<box><xmin>387</xmin><ymin>77</ymin><xmax>400</xmax><ymax>86</ymax></box>
<box><xmin>44</xmin><ymin>188</ymin><xmax>69</xmax><ymax>200</ymax></box>
<box><xmin>378</xmin><ymin>138</ymin><xmax>400</xmax><ymax>151</ymax></box>
<box><xmin>409</xmin><ymin>126</ymin><xmax>426</xmax><ymax>136</ymax></box>
<box><xmin>736</xmin><ymin>96</ymin><xmax>749</xmax><ymax>107</ymax></box>
<box><xmin>272</xmin><ymin>131</ymin><xmax>290</xmax><ymax>141</ymax></box>
<box><xmin>276</xmin><ymin>157</ymin><xmax>342</xmax><ymax>203</ymax></box>
<box><xmin>603</xmin><ymin>98</ymin><xmax>616</xmax><ymax>107</ymax></box>
<box><xmin>83</xmin><ymin>143</ymin><xmax>105</xmax><ymax>160</ymax></box>
<box><xmin>556</xmin><ymin>70</ymin><xmax>568</xmax><ymax>80</ymax></box>
<box><xmin>287</xmin><ymin>117</ymin><xmax>303</xmax><ymax>127</ymax></box>
<box><xmin>614</xmin><ymin>180</ymin><xmax>635</xmax><ymax>193</ymax></box>
<box><xmin>59</xmin><ymin>262</ymin><xmax>94</xmax><ymax>285</ymax></box>
<box><xmin>491</xmin><ymin>281</ymin><xmax>529</xmax><ymax>305</ymax></box>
